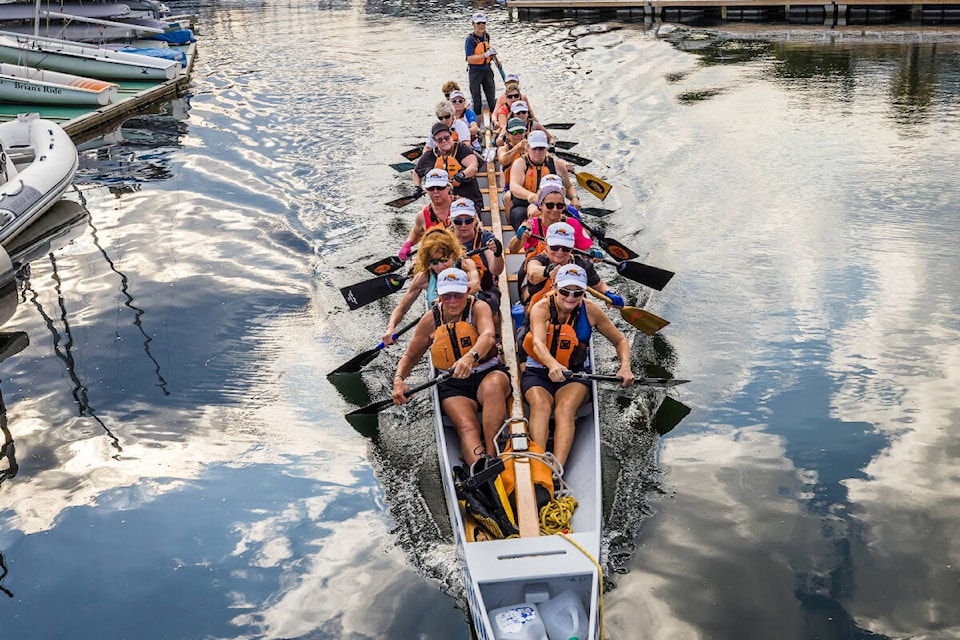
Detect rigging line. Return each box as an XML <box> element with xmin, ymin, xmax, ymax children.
<box><xmin>22</xmin><ymin>262</ymin><xmax>122</xmax><ymax>454</ymax></box>
<box><xmin>85</xmin><ymin>215</ymin><xmax>171</xmax><ymax>396</ymax></box>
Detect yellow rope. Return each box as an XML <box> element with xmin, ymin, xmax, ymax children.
<box><xmin>559</xmin><ymin>532</ymin><xmax>605</xmax><ymax>640</ymax></box>
<box><xmin>540</xmin><ymin>495</ymin><xmax>578</xmax><ymax>535</ymax></box>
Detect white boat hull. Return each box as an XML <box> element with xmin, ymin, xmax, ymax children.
<box><xmin>0</xmin><ymin>31</ymin><xmax>177</xmax><ymax>80</ymax></box>
<box><xmin>0</xmin><ymin>113</ymin><xmax>78</xmax><ymax>246</ymax></box>
<box><xmin>0</xmin><ymin>62</ymin><xmax>117</xmax><ymax>105</ymax></box>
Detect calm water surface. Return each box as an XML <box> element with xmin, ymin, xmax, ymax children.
<box><xmin>0</xmin><ymin>2</ymin><xmax>958</xmax><ymax>639</ymax></box>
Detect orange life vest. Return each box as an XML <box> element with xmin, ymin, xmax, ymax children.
<box><xmin>522</xmin><ymin>293</ymin><xmax>588</xmax><ymax>369</ymax></box>
<box><xmin>435</xmin><ymin>152</ymin><xmax>465</xmax><ymax>187</ymax></box>
<box><xmin>521</xmin><ymin>154</ymin><xmax>558</xmax><ymax>193</ymax></box>
<box><xmin>430</xmin><ymin>296</ymin><xmax>486</xmax><ymax>370</ymax></box>
<box><xmin>500</xmin><ymin>437</ymin><xmax>554</xmax><ymax>514</ymax></box>
<box><xmin>421</xmin><ymin>203</ymin><xmax>451</xmax><ymax>231</ymax></box>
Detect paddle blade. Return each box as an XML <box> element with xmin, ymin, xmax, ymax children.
<box><xmin>328</xmin><ymin>347</ymin><xmax>382</xmax><ymax>376</ymax></box>
<box><xmin>386</xmin><ymin>194</ymin><xmax>421</xmax><ymax>208</ymax></box>
<box><xmin>554</xmin><ymin>150</ymin><xmax>591</xmax><ymax>167</ymax></box>
<box><xmin>365</xmin><ymin>255</ymin><xmax>404</xmax><ymax>274</ymax></box>
<box><xmin>619</xmin><ymin>306</ymin><xmax>670</xmax><ymax>335</ymax></box>
<box><xmin>580</xmin><ymin>207</ymin><xmax>615</xmax><ymax>217</ymax></box>
<box><xmin>400</xmin><ymin>146</ymin><xmax>423</xmax><ymax>160</ymax></box>
<box><xmin>576</xmin><ymin>172</ymin><xmax>613</xmax><ymax>201</ymax></box>
<box><xmin>651</xmin><ymin>396</ymin><xmax>692</xmax><ymax>436</ymax></box>
<box><xmin>340</xmin><ymin>273</ymin><xmax>408</xmax><ymax>310</ymax></box>
<box><xmin>554</xmin><ymin>140</ymin><xmax>578</xmax><ymax>149</ymax></box>
<box><xmin>543</xmin><ymin>122</ymin><xmax>575</xmax><ymax>130</ymax></box>
<box><xmin>617</xmin><ymin>261</ymin><xmax>674</xmax><ymax>291</ymax></box>
<box><xmin>390</xmin><ymin>162</ymin><xmax>416</xmax><ymax>172</ymax></box>
<box><xmin>346</xmin><ymin>397</ymin><xmax>395</xmax><ymax>416</ymax></box>
<box><xmin>599</xmin><ymin>237</ymin><xmax>639</xmax><ymax>262</ymax></box>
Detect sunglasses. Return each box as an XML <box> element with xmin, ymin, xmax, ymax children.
<box><xmin>429</xmin><ymin>255</ymin><xmax>452</xmax><ymax>265</ymax></box>
<box><xmin>438</xmin><ymin>114</ymin><xmax>453</xmax><ymax>120</ymax></box>
<box><xmin>506</xmin><ymin>93</ymin><xmax>520</xmax><ymax>99</ymax></box>
<box><xmin>443</xmin><ymin>92</ymin><xmax>451</xmax><ymax>98</ymax></box>
<box><xmin>507</xmin><ymin>128</ymin><xmax>524</xmax><ymax>135</ymax></box>
<box><xmin>452</xmin><ymin>217</ymin><xmax>474</xmax><ymax>225</ymax></box>
<box><xmin>440</xmin><ymin>291</ymin><xmax>466</xmax><ymax>300</ymax></box>
<box><xmin>514</xmin><ymin>110</ymin><xmax>529</xmax><ymax>115</ymax></box>
<box><xmin>433</xmin><ymin>135</ymin><xmax>451</xmax><ymax>143</ymax></box>
<box><xmin>548</xmin><ymin>245</ymin><xmax>572</xmax><ymax>253</ymax></box>
<box><xmin>558</xmin><ymin>288</ymin><xmax>585</xmax><ymax>298</ymax></box>
<box><xmin>452</xmin><ymin>98</ymin><xmax>465</xmax><ymax>104</ymax></box>
<box><xmin>426</xmin><ymin>185</ymin><xmax>447</xmax><ymax>192</ymax></box>
<box><xmin>542</xmin><ymin>202</ymin><xmax>565</xmax><ymax>210</ymax></box>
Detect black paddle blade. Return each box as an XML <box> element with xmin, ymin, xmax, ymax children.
<box><xmin>616</xmin><ymin>261</ymin><xmax>674</xmax><ymax>291</ymax></box>
<box><xmin>328</xmin><ymin>347</ymin><xmax>382</xmax><ymax>376</ymax></box>
<box><xmin>390</xmin><ymin>162</ymin><xmax>416</xmax><ymax>172</ymax></box>
<box><xmin>651</xmin><ymin>396</ymin><xmax>692</xmax><ymax>436</ymax></box>
<box><xmin>599</xmin><ymin>237</ymin><xmax>639</xmax><ymax>262</ymax></box>
<box><xmin>340</xmin><ymin>273</ymin><xmax>408</xmax><ymax>310</ymax></box>
<box><xmin>365</xmin><ymin>255</ymin><xmax>404</xmax><ymax>274</ymax></box>
<box><xmin>554</xmin><ymin>140</ymin><xmax>578</xmax><ymax>150</ymax></box>
<box><xmin>579</xmin><ymin>207</ymin><xmax>615</xmax><ymax>217</ymax></box>
<box><xmin>543</xmin><ymin>122</ymin><xmax>575</xmax><ymax>130</ymax></box>
<box><xmin>400</xmin><ymin>146</ymin><xmax>423</xmax><ymax>160</ymax></box>
<box><xmin>386</xmin><ymin>194</ymin><xmax>421</xmax><ymax>208</ymax></box>
<box><xmin>554</xmin><ymin>150</ymin><xmax>591</xmax><ymax>167</ymax></box>
<box><xmin>346</xmin><ymin>397</ymin><xmax>395</xmax><ymax>416</ymax></box>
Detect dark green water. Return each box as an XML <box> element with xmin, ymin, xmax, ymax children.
<box><xmin>0</xmin><ymin>2</ymin><xmax>958</xmax><ymax>638</ymax></box>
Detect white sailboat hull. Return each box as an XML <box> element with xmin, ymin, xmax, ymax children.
<box><xmin>0</xmin><ymin>31</ymin><xmax>177</xmax><ymax>80</ymax></box>
<box><xmin>0</xmin><ymin>62</ymin><xmax>118</xmax><ymax>105</ymax></box>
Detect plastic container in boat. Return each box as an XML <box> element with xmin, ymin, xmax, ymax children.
<box><xmin>538</xmin><ymin>589</ymin><xmax>588</xmax><ymax>640</ymax></box>
<box><xmin>490</xmin><ymin>602</ymin><xmax>548</xmax><ymax>640</ymax></box>
<box><xmin>511</xmin><ymin>303</ymin><xmax>525</xmax><ymax>330</ymax></box>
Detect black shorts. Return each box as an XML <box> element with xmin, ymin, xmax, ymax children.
<box><xmin>520</xmin><ymin>365</ymin><xmax>591</xmax><ymax>398</ymax></box>
<box><xmin>438</xmin><ymin>364</ymin><xmax>510</xmax><ymax>402</ymax></box>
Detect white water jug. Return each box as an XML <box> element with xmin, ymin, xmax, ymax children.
<box><xmin>538</xmin><ymin>589</ymin><xmax>588</xmax><ymax>640</ymax></box>
<box><xmin>490</xmin><ymin>602</ymin><xmax>549</xmax><ymax>640</ymax></box>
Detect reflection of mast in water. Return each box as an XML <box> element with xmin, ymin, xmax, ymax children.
<box><xmin>1</xmin><ymin>388</ymin><xmax>16</xmax><ymax>598</ymax></box>
<box><xmin>23</xmin><ymin>258</ymin><xmax>122</xmax><ymax>455</ymax></box>
<box><xmin>78</xmin><ymin>192</ymin><xmax>169</xmax><ymax>396</ymax></box>
<box><xmin>0</xmin><ymin>550</ymin><xmax>11</xmax><ymax>598</ymax></box>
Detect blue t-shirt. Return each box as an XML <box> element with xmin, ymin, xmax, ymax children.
<box><xmin>465</xmin><ymin>33</ymin><xmax>491</xmax><ymax>70</ymax></box>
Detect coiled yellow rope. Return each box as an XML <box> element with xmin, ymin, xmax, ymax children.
<box><xmin>559</xmin><ymin>532</ymin><xmax>605</xmax><ymax>640</ymax></box>
<box><xmin>540</xmin><ymin>495</ymin><xmax>578</xmax><ymax>534</ymax></box>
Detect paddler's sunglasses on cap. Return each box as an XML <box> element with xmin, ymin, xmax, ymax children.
<box><xmin>558</xmin><ymin>288</ymin><xmax>585</xmax><ymax>298</ymax></box>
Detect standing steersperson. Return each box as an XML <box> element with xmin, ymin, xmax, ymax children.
<box><xmin>465</xmin><ymin>12</ymin><xmax>496</xmax><ymax>113</ymax></box>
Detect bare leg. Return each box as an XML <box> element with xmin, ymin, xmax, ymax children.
<box><xmin>477</xmin><ymin>370</ymin><xmax>511</xmax><ymax>455</ymax></box>
<box><xmin>551</xmin><ymin>383</ymin><xmax>590</xmax><ymax>466</ymax></box>
<box><xmin>524</xmin><ymin>386</ymin><xmax>555</xmax><ymax>455</ymax></box>
<box><xmin>441</xmin><ymin>396</ymin><xmax>483</xmax><ymax>465</ymax></box>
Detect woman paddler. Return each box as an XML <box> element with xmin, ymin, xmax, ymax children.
<box><xmin>509</xmin><ymin>177</ymin><xmax>594</xmax><ymax>256</ymax></box>
<box><xmin>382</xmin><ymin>226</ymin><xmax>480</xmax><ymax>346</ymax></box>
<box><xmin>399</xmin><ymin>168</ymin><xmax>453</xmax><ymax>262</ymax></box>
<box><xmin>392</xmin><ymin>267</ymin><xmax>511</xmax><ymax>464</ymax></box>
<box><xmin>508</xmin><ymin>130</ymin><xmax>576</xmax><ymax>229</ymax></box>
<box><xmin>414</xmin><ymin>121</ymin><xmax>483</xmax><ymax>215</ymax></box>
<box><xmin>447</xmin><ymin>197</ymin><xmax>504</xmax><ymax>312</ymax></box>
<box><xmin>521</xmin><ymin>263</ymin><xmax>635</xmax><ymax>466</ymax></box>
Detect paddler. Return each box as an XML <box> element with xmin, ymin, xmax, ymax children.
<box><xmin>493</xmin><ymin>74</ymin><xmax>538</xmax><ymax>133</ymax></box>
<box><xmin>414</xmin><ymin>121</ymin><xmax>484</xmax><ymax>215</ymax></box>
<box><xmin>425</xmin><ymin>100</ymin><xmax>471</xmax><ymax>151</ymax></box>
<box><xmin>465</xmin><ymin>12</ymin><xmax>497</xmax><ymax>112</ymax></box>
<box><xmin>398</xmin><ymin>168</ymin><xmax>453</xmax><ymax>262</ymax></box>
<box><xmin>449</xmin><ymin>89</ymin><xmax>481</xmax><ymax>151</ymax></box>
<box><xmin>383</xmin><ymin>227</ymin><xmax>480</xmax><ymax>345</ymax></box>
<box><xmin>496</xmin><ymin>117</ymin><xmax>528</xmax><ymax>216</ymax></box>
<box><xmin>508</xmin><ymin>130</ymin><xmax>577</xmax><ymax>228</ymax></box>
<box><xmin>521</xmin><ymin>263</ymin><xmax>635</xmax><ymax>466</ymax></box>
<box><xmin>447</xmin><ymin>197</ymin><xmax>504</xmax><ymax>312</ymax></box>
<box><xmin>522</xmin><ymin>221</ymin><xmax>622</xmax><ymax>309</ymax></box>
<box><xmin>392</xmin><ymin>267</ymin><xmax>511</xmax><ymax>464</ymax></box>
<box><xmin>509</xmin><ymin>178</ymin><xmax>594</xmax><ymax>256</ymax></box>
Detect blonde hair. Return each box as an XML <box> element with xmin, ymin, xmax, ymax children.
<box><xmin>435</xmin><ymin>99</ymin><xmax>455</xmax><ymax>118</ymax></box>
<box><xmin>505</xmin><ymin>80</ymin><xmax>520</xmax><ymax>91</ymax></box>
<box><xmin>442</xmin><ymin>80</ymin><xmax>461</xmax><ymax>94</ymax></box>
<box><xmin>415</xmin><ymin>227</ymin><xmax>464</xmax><ymax>274</ymax></box>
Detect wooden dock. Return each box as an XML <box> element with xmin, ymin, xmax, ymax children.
<box><xmin>505</xmin><ymin>0</ymin><xmax>960</xmax><ymax>26</ymax></box>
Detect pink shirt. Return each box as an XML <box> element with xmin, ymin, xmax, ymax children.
<box><xmin>522</xmin><ymin>215</ymin><xmax>593</xmax><ymax>252</ymax></box>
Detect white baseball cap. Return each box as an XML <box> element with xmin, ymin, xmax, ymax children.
<box><xmin>450</xmin><ymin>197</ymin><xmax>476</xmax><ymax>218</ymax></box>
<box><xmin>505</xmin><ymin>73</ymin><xmax>519</xmax><ymax>84</ymax></box>
<box><xmin>511</xmin><ymin>100</ymin><xmax>529</xmax><ymax>114</ymax></box>
<box><xmin>436</xmin><ymin>268</ymin><xmax>469</xmax><ymax>294</ymax></box>
<box><xmin>555</xmin><ymin>264</ymin><xmax>588</xmax><ymax>290</ymax></box>
<box><xmin>545</xmin><ymin>221</ymin><xmax>576</xmax><ymax>248</ymax></box>
<box><xmin>528</xmin><ymin>130</ymin><xmax>549</xmax><ymax>149</ymax></box>
<box><xmin>449</xmin><ymin>89</ymin><xmax>466</xmax><ymax>101</ymax></box>
<box><xmin>424</xmin><ymin>169</ymin><xmax>450</xmax><ymax>189</ymax></box>
<box><xmin>538</xmin><ymin>174</ymin><xmax>563</xmax><ymax>190</ymax></box>
<box><xmin>472</xmin><ymin>12</ymin><xmax>487</xmax><ymax>23</ymax></box>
